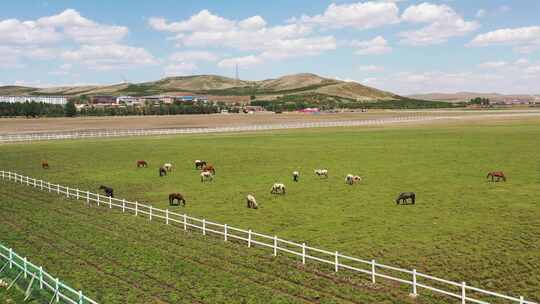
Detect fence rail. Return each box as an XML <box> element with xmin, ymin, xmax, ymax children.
<box><xmin>0</xmin><ymin>243</ymin><xmax>97</xmax><ymax>304</ymax></box>
<box><xmin>0</xmin><ymin>170</ymin><xmax>537</xmax><ymax>304</ymax></box>
<box><xmin>2</xmin><ymin>112</ymin><xmax>540</xmax><ymax>143</ymax></box>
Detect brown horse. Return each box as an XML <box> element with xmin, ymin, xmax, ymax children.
<box><xmin>203</xmin><ymin>164</ymin><xmax>216</xmax><ymax>175</ymax></box>
<box><xmin>136</xmin><ymin>160</ymin><xmax>148</xmax><ymax>168</ymax></box>
<box><xmin>487</xmin><ymin>171</ymin><xmax>506</xmax><ymax>182</ymax></box>
<box><xmin>169</xmin><ymin>193</ymin><xmax>186</xmax><ymax>206</ymax></box>
<box><xmin>41</xmin><ymin>160</ymin><xmax>49</xmax><ymax>169</ymax></box>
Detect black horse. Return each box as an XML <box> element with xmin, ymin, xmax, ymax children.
<box><xmin>159</xmin><ymin>167</ymin><xmax>167</xmax><ymax>177</ymax></box>
<box><xmin>195</xmin><ymin>160</ymin><xmax>206</xmax><ymax>170</ymax></box>
<box><xmin>396</xmin><ymin>192</ymin><xmax>415</xmax><ymax>205</ymax></box>
<box><xmin>169</xmin><ymin>193</ymin><xmax>186</xmax><ymax>206</ymax></box>
<box><xmin>99</xmin><ymin>185</ymin><xmax>114</xmax><ymax>198</ymax></box>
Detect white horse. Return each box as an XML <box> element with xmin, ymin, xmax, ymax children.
<box><xmin>246</xmin><ymin>194</ymin><xmax>258</xmax><ymax>209</ymax></box>
<box><xmin>271</xmin><ymin>183</ymin><xmax>286</xmax><ymax>195</ymax></box>
<box><xmin>200</xmin><ymin>171</ymin><xmax>213</xmax><ymax>182</ymax></box>
<box><xmin>314</xmin><ymin>169</ymin><xmax>328</xmax><ymax>178</ymax></box>
<box><xmin>163</xmin><ymin>163</ymin><xmax>173</xmax><ymax>171</ymax></box>
<box><xmin>292</xmin><ymin>171</ymin><xmax>299</xmax><ymax>182</ymax></box>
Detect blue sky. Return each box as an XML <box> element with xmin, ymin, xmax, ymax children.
<box><xmin>1</xmin><ymin>0</ymin><xmax>539</xmax><ymax>94</ymax></box>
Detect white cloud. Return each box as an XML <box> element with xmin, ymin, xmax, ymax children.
<box><xmin>351</xmin><ymin>36</ymin><xmax>392</xmax><ymax>55</ymax></box>
<box><xmin>217</xmin><ymin>55</ymin><xmax>263</xmax><ymax>68</ymax></box>
<box><xmin>469</xmin><ymin>26</ymin><xmax>540</xmax><ymax>54</ymax></box>
<box><xmin>358</xmin><ymin>65</ymin><xmax>384</xmax><ymax>72</ymax></box>
<box><xmin>478</xmin><ymin>61</ymin><xmax>507</xmax><ymax>69</ymax></box>
<box><xmin>292</xmin><ymin>1</ymin><xmax>400</xmax><ymax>30</ymax></box>
<box><xmin>150</xmin><ymin>10</ymin><xmax>336</xmax><ymax>65</ymax></box>
<box><xmin>62</xmin><ymin>44</ymin><xmax>157</xmax><ymax>70</ymax></box>
<box><xmin>399</xmin><ymin>3</ymin><xmax>479</xmax><ymax>45</ymax></box>
<box><xmin>164</xmin><ymin>62</ymin><xmax>198</xmax><ymax>76</ymax></box>
<box><xmin>169</xmin><ymin>51</ymin><xmax>218</xmax><ymax>62</ymax></box>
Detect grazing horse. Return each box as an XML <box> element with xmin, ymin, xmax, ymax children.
<box><xmin>41</xmin><ymin>160</ymin><xmax>49</xmax><ymax>169</ymax></box>
<box><xmin>136</xmin><ymin>160</ymin><xmax>148</xmax><ymax>168</ymax></box>
<box><xmin>271</xmin><ymin>183</ymin><xmax>286</xmax><ymax>195</ymax></box>
<box><xmin>159</xmin><ymin>167</ymin><xmax>167</xmax><ymax>177</ymax></box>
<box><xmin>200</xmin><ymin>171</ymin><xmax>213</xmax><ymax>182</ymax></box>
<box><xmin>203</xmin><ymin>164</ymin><xmax>216</xmax><ymax>175</ymax></box>
<box><xmin>99</xmin><ymin>185</ymin><xmax>114</xmax><ymax>198</ymax></box>
<box><xmin>345</xmin><ymin>174</ymin><xmax>354</xmax><ymax>185</ymax></box>
<box><xmin>396</xmin><ymin>192</ymin><xmax>415</xmax><ymax>205</ymax></box>
<box><xmin>195</xmin><ymin>160</ymin><xmax>206</xmax><ymax>170</ymax></box>
<box><xmin>292</xmin><ymin>171</ymin><xmax>299</xmax><ymax>182</ymax></box>
<box><xmin>246</xmin><ymin>194</ymin><xmax>258</xmax><ymax>209</ymax></box>
<box><xmin>314</xmin><ymin>169</ymin><xmax>328</xmax><ymax>178</ymax></box>
<box><xmin>163</xmin><ymin>163</ymin><xmax>173</xmax><ymax>171</ymax></box>
<box><xmin>169</xmin><ymin>193</ymin><xmax>186</xmax><ymax>206</ymax></box>
<box><xmin>487</xmin><ymin>171</ymin><xmax>506</xmax><ymax>182</ymax></box>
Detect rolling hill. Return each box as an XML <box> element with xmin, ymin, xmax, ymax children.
<box><xmin>0</xmin><ymin>73</ymin><xmax>399</xmax><ymax>102</ymax></box>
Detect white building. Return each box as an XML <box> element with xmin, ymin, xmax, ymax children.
<box><xmin>0</xmin><ymin>95</ymin><xmax>68</xmax><ymax>105</ymax></box>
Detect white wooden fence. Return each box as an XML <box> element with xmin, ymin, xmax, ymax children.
<box><xmin>2</xmin><ymin>112</ymin><xmax>540</xmax><ymax>143</ymax></box>
<box><xmin>0</xmin><ymin>243</ymin><xmax>97</xmax><ymax>304</ymax></box>
<box><xmin>0</xmin><ymin>115</ymin><xmax>434</xmax><ymax>143</ymax></box>
<box><xmin>0</xmin><ymin>170</ymin><xmax>537</xmax><ymax>304</ymax></box>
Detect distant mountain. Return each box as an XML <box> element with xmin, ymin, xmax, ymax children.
<box><xmin>409</xmin><ymin>92</ymin><xmax>539</xmax><ymax>103</ymax></box>
<box><xmin>0</xmin><ymin>73</ymin><xmax>400</xmax><ymax>102</ymax></box>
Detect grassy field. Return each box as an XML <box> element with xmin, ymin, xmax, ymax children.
<box><xmin>0</xmin><ymin>119</ymin><xmax>539</xmax><ymax>303</ymax></box>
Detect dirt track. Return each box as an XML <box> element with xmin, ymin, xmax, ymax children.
<box><xmin>1</xmin><ymin>109</ymin><xmax>540</xmax><ymax>135</ymax></box>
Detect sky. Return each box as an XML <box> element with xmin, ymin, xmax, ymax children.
<box><xmin>1</xmin><ymin>0</ymin><xmax>540</xmax><ymax>95</ymax></box>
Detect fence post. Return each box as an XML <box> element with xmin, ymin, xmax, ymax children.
<box><xmin>24</xmin><ymin>257</ymin><xmax>27</xmax><ymax>278</ymax></box>
<box><xmin>97</xmin><ymin>195</ymin><xmax>100</xmax><ymax>206</ymax></box>
<box><xmin>412</xmin><ymin>269</ymin><xmax>417</xmax><ymax>296</ymax></box>
<box><xmin>166</xmin><ymin>209</ymin><xmax>169</xmax><ymax>225</ymax></box>
<box><xmin>40</xmin><ymin>180</ymin><xmax>43</xmax><ymax>191</ymax></box>
<box><xmin>26</xmin><ymin>176</ymin><xmax>29</xmax><ymax>186</ymax></box>
<box><xmin>57</xmin><ymin>184</ymin><xmax>60</xmax><ymax>194</ymax></box>
<box><xmin>55</xmin><ymin>278</ymin><xmax>59</xmax><ymax>302</ymax></box>
<box><xmin>76</xmin><ymin>188</ymin><xmax>79</xmax><ymax>200</ymax></box>
<box><xmin>86</xmin><ymin>191</ymin><xmax>90</xmax><ymax>204</ymax></box>
<box><xmin>135</xmin><ymin>201</ymin><xmax>138</xmax><ymax>216</ymax></box>
<box><xmin>66</xmin><ymin>186</ymin><xmax>70</xmax><ymax>198</ymax></box>
<box><xmin>109</xmin><ymin>196</ymin><xmax>112</xmax><ymax>208</ymax></box>
<box><xmin>183</xmin><ymin>214</ymin><xmax>187</xmax><ymax>230</ymax></box>
<box><xmin>149</xmin><ymin>206</ymin><xmax>153</xmax><ymax>221</ymax></box>
<box><xmin>335</xmin><ymin>251</ymin><xmax>339</xmax><ymax>272</ymax></box>
<box><xmin>122</xmin><ymin>199</ymin><xmax>126</xmax><ymax>212</ymax></box>
<box><xmin>9</xmin><ymin>248</ymin><xmax>13</xmax><ymax>269</ymax></box>
<box><xmin>79</xmin><ymin>290</ymin><xmax>83</xmax><ymax>304</ymax></box>
<box><xmin>248</xmin><ymin>230</ymin><xmax>252</xmax><ymax>248</ymax></box>
<box><xmin>371</xmin><ymin>260</ymin><xmax>376</xmax><ymax>284</ymax></box>
<box><xmin>224</xmin><ymin>224</ymin><xmax>228</xmax><ymax>241</ymax></box>
<box><xmin>274</xmin><ymin>236</ymin><xmax>278</xmax><ymax>256</ymax></box>
<box><xmin>461</xmin><ymin>282</ymin><xmax>466</xmax><ymax>304</ymax></box>
<box><xmin>202</xmin><ymin>219</ymin><xmax>206</xmax><ymax>235</ymax></box>
<box><xmin>39</xmin><ymin>266</ymin><xmax>43</xmax><ymax>289</ymax></box>
<box><xmin>302</xmin><ymin>243</ymin><xmax>306</xmax><ymax>265</ymax></box>
<box><xmin>48</xmin><ymin>182</ymin><xmax>51</xmax><ymax>192</ymax></box>
<box><xmin>520</xmin><ymin>296</ymin><xmax>524</xmax><ymax>304</ymax></box>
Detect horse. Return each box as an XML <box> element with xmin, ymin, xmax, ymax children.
<box><xmin>487</xmin><ymin>171</ymin><xmax>506</xmax><ymax>182</ymax></box>
<box><xmin>169</xmin><ymin>193</ymin><xmax>186</xmax><ymax>206</ymax></box>
<box><xmin>314</xmin><ymin>169</ymin><xmax>328</xmax><ymax>178</ymax></box>
<box><xmin>159</xmin><ymin>167</ymin><xmax>167</xmax><ymax>177</ymax></box>
<box><xmin>136</xmin><ymin>160</ymin><xmax>148</xmax><ymax>168</ymax></box>
<box><xmin>99</xmin><ymin>185</ymin><xmax>114</xmax><ymax>198</ymax></box>
<box><xmin>163</xmin><ymin>163</ymin><xmax>173</xmax><ymax>171</ymax></box>
<box><xmin>271</xmin><ymin>183</ymin><xmax>286</xmax><ymax>195</ymax></box>
<box><xmin>246</xmin><ymin>194</ymin><xmax>258</xmax><ymax>209</ymax></box>
<box><xmin>203</xmin><ymin>164</ymin><xmax>216</xmax><ymax>175</ymax></box>
<box><xmin>292</xmin><ymin>171</ymin><xmax>299</xmax><ymax>182</ymax></box>
<box><xmin>195</xmin><ymin>160</ymin><xmax>206</xmax><ymax>170</ymax></box>
<box><xmin>396</xmin><ymin>192</ymin><xmax>415</xmax><ymax>205</ymax></box>
<box><xmin>41</xmin><ymin>160</ymin><xmax>49</xmax><ymax>169</ymax></box>
<box><xmin>200</xmin><ymin>171</ymin><xmax>213</xmax><ymax>182</ymax></box>
<box><xmin>345</xmin><ymin>174</ymin><xmax>354</xmax><ymax>185</ymax></box>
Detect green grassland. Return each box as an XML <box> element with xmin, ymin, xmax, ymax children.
<box><xmin>0</xmin><ymin>120</ymin><xmax>539</xmax><ymax>303</ymax></box>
